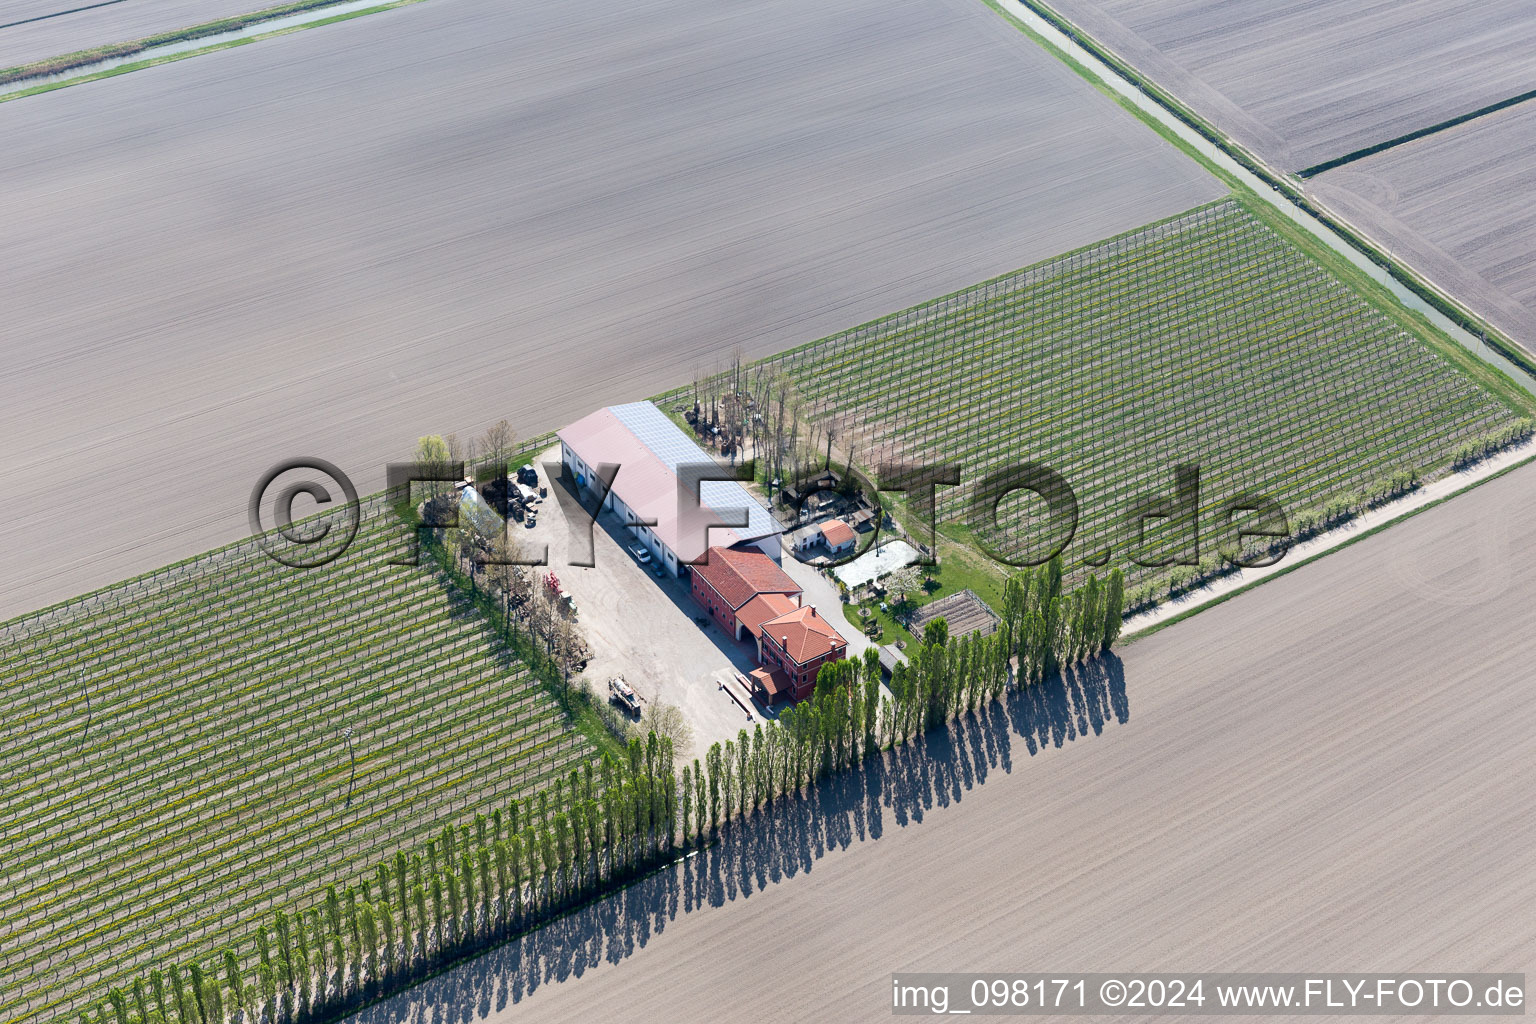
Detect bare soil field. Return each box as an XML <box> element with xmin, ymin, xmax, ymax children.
<box><xmin>1042</xmin><ymin>0</ymin><xmax>1536</xmax><ymax>172</ymax></box>
<box><xmin>1310</xmin><ymin>103</ymin><xmax>1536</xmax><ymax>348</ymax></box>
<box><xmin>0</xmin><ymin>0</ymin><xmax>1219</xmax><ymax>622</ymax></box>
<box><xmin>0</xmin><ymin>0</ymin><xmax>273</xmax><ymax>69</ymax></box>
<box><xmin>350</xmin><ymin>459</ymin><xmax>1536</xmax><ymax>1023</ymax></box>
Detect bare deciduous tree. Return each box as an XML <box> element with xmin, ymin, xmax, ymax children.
<box><xmin>640</xmin><ymin>698</ymin><xmax>693</xmax><ymax>759</ymax></box>
<box><xmin>482</xmin><ymin>531</ymin><xmax>531</xmax><ymax>594</ymax></box>
<box><xmin>550</xmin><ymin>617</ymin><xmax>586</xmax><ymax>684</ymax></box>
<box><xmin>480</xmin><ymin>419</ymin><xmax>516</xmax><ymax>478</ymax></box>
<box><xmin>527</xmin><ymin>589</ymin><xmax>557</xmax><ymax>648</ymax></box>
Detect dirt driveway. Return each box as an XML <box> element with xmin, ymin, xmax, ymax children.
<box><xmin>525</xmin><ymin>449</ymin><xmax>767</xmax><ymax>762</ymax></box>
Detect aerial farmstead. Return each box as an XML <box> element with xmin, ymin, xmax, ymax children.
<box><xmin>556</xmin><ymin>400</ymin><xmax>852</xmax><ymax>708</ymax></box>
<box><xmin>5</xmin><ymin>0</ymin><xmax>1535</xmax><ymax>1016</ymax></box>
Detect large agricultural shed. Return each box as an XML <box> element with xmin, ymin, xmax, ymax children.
<box><xmin>0</xmin><ymin>0</ymin><xmax>1223</xmax><ymax>621</ymax></box>
<box><xmin>558</xmin><ymin>402</ymin><xmax>782</xmax><ymax>575</ymax></box>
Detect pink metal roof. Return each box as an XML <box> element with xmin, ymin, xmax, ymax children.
<box><xmin>559</xmin><ymin>407</ymin><xmax>744</xmax><ymax>564</ymax></box>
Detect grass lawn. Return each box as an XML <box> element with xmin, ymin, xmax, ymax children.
<box><xmin>843</xmin><ymin>494</ymin><xmax>1012</xmax><ymax>646</ymax></box>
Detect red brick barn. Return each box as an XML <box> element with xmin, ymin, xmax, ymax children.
<box><xmin>689</xmin><ymin>545</ymin><xmax>802</xmax><ymax>639</ymax></box>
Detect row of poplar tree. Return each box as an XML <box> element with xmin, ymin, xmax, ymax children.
<box><xmin>91</xmin><ymin>557</ymin><xmax>1123</xmax><ymax>1024</ymax></box>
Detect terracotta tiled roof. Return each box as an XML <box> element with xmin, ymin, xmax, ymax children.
<box><xmin>820</xmin><ymin>519</ymin><xmax>855</xmax><ymax>547</ymax></box>
<box><xmin>762</xmin><ymin>605</ymin><xmax>846</xmax><ymax>665</ymax></box>
<box><xmin>692</xmin><ymin>545</ymin><xmax>800</xmax><ymax>610</ymax></box>
<box><xmin>737</xmin><ymin>592</ymin><xmax>800</xmax><ymax>638</ymax></box>
<box><xmin>749</xmin><ymin>666</ymin><xmax>792</xmax><ymax>699</ymax></box>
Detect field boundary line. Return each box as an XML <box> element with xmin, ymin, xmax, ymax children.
<box><xmin>0</xmin><ymin>0</ymin><xmax>128</xmax><ymax>32</ymax></box>
<box><xmin>1299</xmin><ymin>87</ymin><xmax>1536</xmax><ymax>178</ymax></box>
<box><xmin>0</xmin><ymin>0</ymin><xmax>428</xmax><ymax>99</ymax></box>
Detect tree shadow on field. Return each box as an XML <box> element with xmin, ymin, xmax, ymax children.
<box><xmin>349</xmin><ymin>657</ymin><xmax>1129</xmax><ymax>1022</ymax></box>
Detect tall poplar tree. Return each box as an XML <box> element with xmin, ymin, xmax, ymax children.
<box><xmin>1102</xmin><ymin>568</ymin><xmax>1125</xmax><ymax>650</ymax></box>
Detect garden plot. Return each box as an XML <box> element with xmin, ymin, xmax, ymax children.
<box><xmin>1041</xmin><ymin>0</ymin><xmax>1536</xmax><ymax>171</ymax></box>
<box><xmin>911</xmin><ymin>590</ymin><xmax>1000</xmax><ymax>639</ymax></box>
<box><xmin>773</xmin><ymin>197</ymin><xmax>1530</xmax><ymax>594</ymax></box>
<box><xmin>0</xmin><ymin>499</ymin><xmax>596</xmax><ymax>1024</ymax></box>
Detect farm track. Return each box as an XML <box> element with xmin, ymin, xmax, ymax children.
<box><xmin>0</xmin><ymin>502</ymin><xmax>596</xmax><ymax>1024</ymax></box>
<box><xmin>773</xmin><ymin>199</ymin><xmax>1519</xmax><ymax>588</ymax></box>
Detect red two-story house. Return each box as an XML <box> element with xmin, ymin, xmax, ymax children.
<box><xmin>751</xmin><ymin>605</ymin><xmax>847</xmax><ymax>703</ymax></box>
